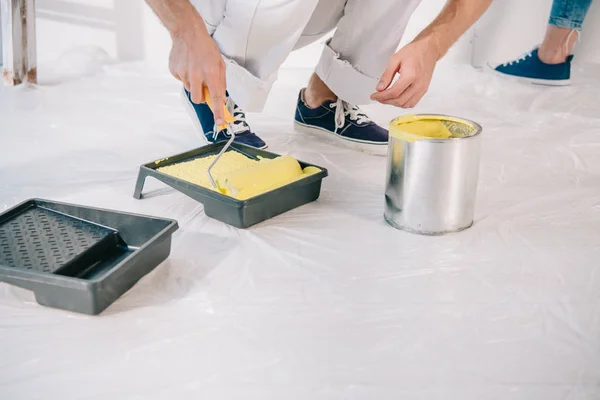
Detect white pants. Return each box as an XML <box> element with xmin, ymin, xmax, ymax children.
<box><xmin>190</xmin><ymin>0</ymin><xmax>422</xmax><ymax>112</ymax></box>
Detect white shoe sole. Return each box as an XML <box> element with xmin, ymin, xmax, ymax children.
<box><xmin>180</xmin><ymin>87</ymin><xmax>268</xmax><ymax>149</ymax></box>
<box><xmin>294</xmin><ymin>120</ymin><xmax>388</xmax><ymax>156</ymax></box>
<box><xmin>486</xmin><ymin>64</ymin><xmax>571</xmax><ymax>87</ymax></box>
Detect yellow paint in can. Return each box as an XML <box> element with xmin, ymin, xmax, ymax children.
<box><xmin>389</xmin><ymin>114</ymin><xmax>475</xmax><ymax>142</ymax></box>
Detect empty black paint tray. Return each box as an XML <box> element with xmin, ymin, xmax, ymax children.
<box><xmin>0</xmin><ymin>199</ymin><xmax>178</xmax><ymax>315</ymax></box>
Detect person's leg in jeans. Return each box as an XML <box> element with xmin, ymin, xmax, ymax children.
<box><xmin>494</xmin><ymin>0</ymin><xmax>594</xmax><ymax>85</ymax></box>
<box><xmin>541</xmin><ymin>0</ymin><xmax>594</xmax><ymax>63</ymax></box>
<box><xmin>293</xmin><ymin>0</ymin><xmax>422</xmax><ymax>155</ymax></box>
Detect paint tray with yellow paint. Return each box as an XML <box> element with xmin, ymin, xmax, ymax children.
<box><xmin>133</xmin><ymin>142</ymin><xmax>328</xmax><ymax>228</ymax></box>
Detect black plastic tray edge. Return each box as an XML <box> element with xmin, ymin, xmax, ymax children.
<box><xmin>133</xmin><ymin>142</ymin><xmax>329</xmax><ymax>208</ymax></box>
<box><xmin>0</xmin><ymin>199</ymin><xmax>179</xmax><ymax>313</ymax></box>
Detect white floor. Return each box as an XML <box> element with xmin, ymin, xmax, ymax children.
<box><xmin>1</xmin><ymin>60</ymin><xmax>600</xmax><ymax>399</ymax></box>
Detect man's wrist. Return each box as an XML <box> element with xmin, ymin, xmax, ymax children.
<box><xmin>169</xmin><ymin>12</ymin><xmax>207</xmax><ymax>41</ymax></box>
<box><xmin>412</xmin><ymin>32</ymin><xmax>446</xmax><ymax>61</ymax></box>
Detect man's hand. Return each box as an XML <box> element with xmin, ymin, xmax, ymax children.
<box><xmin>370</xmin><ymin>0</ymin><xmax>492</xmax><ymax>109</ymax></box>
<box><xmin>170</xmin><ymin>26</ymin><xmax>227</xmax><ymax>124</ymax></box>
<box><xmin>145</xmin><ymin>0</ymin><xmax>227</xmax><ymax>124</ymax></box>
<box><xmin>370</xmin><ymin>38</ymin><xmax>439</xmax><ymax>109</ymax></box>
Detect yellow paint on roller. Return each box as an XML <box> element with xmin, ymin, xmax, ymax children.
<box><xmin>389</xmin><ymin>114</ymin><xmax>473</xmax><ymax>142</ymax></box>
<box><xmin>301</xmin><ymin>166</ymin><xmax>322</xmax><ymax>175</ymax></box>
<box><xmin>157</xmin><ymin>152</ymin><xmax>320</xmax><ymax>200</ymax></box>
<box><xmin>219</xmin><ymin>155</ymin><xmax>316</xmax><ymax>200</ymax></box>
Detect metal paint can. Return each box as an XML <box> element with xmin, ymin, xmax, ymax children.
<box><xmin>384</xmin><ymin>114</ymin><xmax>482</xmax><ymax>235</ymax></box>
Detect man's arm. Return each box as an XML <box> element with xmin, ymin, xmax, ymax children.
<box><xmin>371</xmin><ymin>0</ymin><xmax>493</xmax><ymax>108</ymax></box>
<box><xmin>414</xmin><ymin>0</ymin><xmax>493</xmax><ymax>61</ymax></box>
<box><xmin>145</xmin><ymin>0</ymin><xmax>202</xmax><ymax>38</ymax></box>
<box><xmin>146</xmin><ymin>0</ymin><xmax>227</xmax><ymax>124</ymax></box>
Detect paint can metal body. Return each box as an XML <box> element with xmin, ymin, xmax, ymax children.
<box><xmin>384</xmin><ymin>115</ymin><xmax>483</xmax><ymax>235</ymax></box>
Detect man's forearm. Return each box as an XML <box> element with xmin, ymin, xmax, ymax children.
<box><xmin>414</xmin><ymin>0</ymin><xmax>493</xmax><ymax>60</ymax></box>
<box><xmin>145</xmin><ymin>0</ymin><xmax>206</xmax><ymax>37</ymax></box>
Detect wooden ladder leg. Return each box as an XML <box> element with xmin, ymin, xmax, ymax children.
<box><xmin>1</xmin><ymin>0</ymin><xmax>37</xmax><ymax>86</ymax></box>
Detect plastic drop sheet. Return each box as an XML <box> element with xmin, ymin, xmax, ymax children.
<box><xmin>1</xmin><ymin>61</ymin><xmax>600</xmax><ymax>400</ymax></box>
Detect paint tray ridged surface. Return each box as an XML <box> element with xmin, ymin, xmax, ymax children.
<box><xmin>133</xmin><ymin>142</ymin><xmax>328</xmax><ymax>228</ymax></box>
<box><xmin>0</xmin><ymin>199</ymin><xmax>178</xmax><ymax>314</ymax></box>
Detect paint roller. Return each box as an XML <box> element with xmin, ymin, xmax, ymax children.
<box><xmin>203</xmin><ymin>87</ymin><xmax>319</xmax><ymax>200</ymax></box>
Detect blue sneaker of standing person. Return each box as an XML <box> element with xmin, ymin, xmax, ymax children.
<box><xmin>293</xmin><ymin>89</ymin><xmax>388</xmax><ymax>155</ymax></box>
<box><xmin>493</xmin><ymin>48</ymin><xmax>573</xmax><ymax>86</ymax></box>
<box><xmin>182</xmin><ymin>88</ymin><xmax>267</xmax><ymax>149</ymax></box>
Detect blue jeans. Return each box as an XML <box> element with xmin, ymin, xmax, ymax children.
<box><xmin>550</xmin><ymin>0</ymin><xmax>594</xmax><ymax>30</ymax></box>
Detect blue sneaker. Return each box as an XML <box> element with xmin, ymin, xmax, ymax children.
<box><xmin>294</xmin><ymin>89</ymin><xmax>388</xmax><ymax>155</ymax></box>
<box><xmin>493</xmin><ymin>48</ymin><xmax>573</xmax><ymax>86</ymax></box>
<box><xmin>182</xmin><ymin>88</ymin><xmax>267</xmax><ymax>149</ymax></box>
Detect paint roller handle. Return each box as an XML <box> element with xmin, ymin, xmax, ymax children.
<box><xmin>203</xmin><ymin>86</ymin><xmax>235</xmax><ymax>130</ymax></box>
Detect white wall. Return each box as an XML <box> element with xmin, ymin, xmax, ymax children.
<box><xmin>36</xmin><ymin>1</ymin><xmax>144</xmax><ymax>62</ymax></box>
<box><xmin>472</xmin><ymin>0</ymin><xmax>551</xmax><ymax>68</ymax></box>
<box><xmin>574</xmin><ymin>0</ymin><xmax>600</xmax><ymax>64</ymax></box>
<box><xmin>33</xmin><ymin>0</ymin><xmax>600</xmax><ymax>74</ymax></box>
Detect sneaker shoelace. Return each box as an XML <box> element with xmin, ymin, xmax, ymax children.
<box><xmin>501</xmin><ymin>50</ymin><xmax>533</xmax><ymax>67</ymax></box>
<box><xmin>211</xmin><ymin>97</ymin><xmax>251</xmax><ymax>141</ymax></box>
<box><xmin>329</xmin><ymin>98</ymin><xmax>371</xmax><ymax>133</ymax></box>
